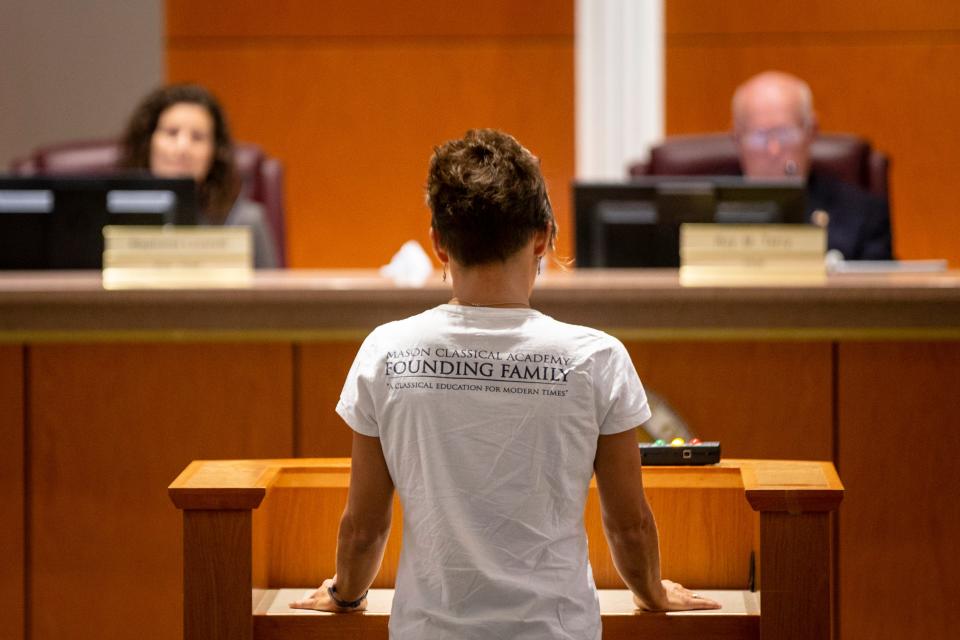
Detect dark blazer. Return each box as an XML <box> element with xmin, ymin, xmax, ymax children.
<box><xmin>806</xmin><ymin>172</ymin><xmax>893</xmax><ymax>260</ymax></box>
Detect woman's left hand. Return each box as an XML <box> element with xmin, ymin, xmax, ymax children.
<box><xmin>289</xmin><ymin>577</ymin><xmax>368</xmax><ymax>613</ymax></box>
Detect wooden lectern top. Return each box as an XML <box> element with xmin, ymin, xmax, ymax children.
<box><xmin>170</xmin><ymin>457</ymin><xmax>843</xmax><ymax>512</ymax></box>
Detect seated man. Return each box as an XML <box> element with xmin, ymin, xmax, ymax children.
<box><xmin>732</xmin><ymin>71</ymin><xmax>893</xmax><ymax>260</ymax></box>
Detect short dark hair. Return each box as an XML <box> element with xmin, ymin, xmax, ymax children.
<box><xmin>119</xmin><ymin>83</ymin><xmax>239</xmax><ymax>223</ymax></box>
<box><xmin>426</xmin><ymin>129</ymin><xmax>556</xmax><ymax>266</ymax></box>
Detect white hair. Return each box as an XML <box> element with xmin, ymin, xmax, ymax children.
<box><xmin>732</xmin><ymin>71</ymin><xmax>814</xmax><ymax>130</ymax></box>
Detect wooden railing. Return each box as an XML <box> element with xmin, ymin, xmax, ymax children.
<box><xmin>169</xmin><ymin>458</ymin><xmax>842</xmax><ymax>640</ymax></box>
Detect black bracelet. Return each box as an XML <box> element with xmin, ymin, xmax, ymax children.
<box><xmin>328</xmin><ymin>584</ymin><xmax>368</xmax><ymax>609</ymax></box>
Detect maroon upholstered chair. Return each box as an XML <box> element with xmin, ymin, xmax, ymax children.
<box><xmin>9</xmin><ymin>139</ymin><xmax>287</xmax><ymax>267</ymax></box>
<box><xmin>628</xmin><ymin>132</ymin><xmax>890</xmax><ymax>201</ymax></box>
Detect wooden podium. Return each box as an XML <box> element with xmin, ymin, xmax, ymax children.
<box><xmin>169</xmin><ymin>458</ymin><xmax>842</xmax><ymax>640</ymax></box>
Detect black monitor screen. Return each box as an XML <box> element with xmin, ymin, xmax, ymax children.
<box><xmin>0</xmin><ymin>175</ymin><xmax>197</xmax><ymax>269</ymax></box>
<box><xmin>573</xmin><ymin>177</ymin><xmax>807</xmax><ymax>268</ymax></box>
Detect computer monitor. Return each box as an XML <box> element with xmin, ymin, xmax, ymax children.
<box><xmin>573</xmin><ymin>177</ymin><xmax>808</xmax><ymax>268</ymax></box>
<box><xmin>0</xmin><ymin>175</ymin><xmax>197</xmax><ymax>269</ymax></box>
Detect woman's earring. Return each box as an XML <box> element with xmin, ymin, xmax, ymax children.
<box><xmin>442</xmin><ymin>264</ymin><xmax>447</xmax><ymax>282</ymax></box>
<box><xmin>537</xmin><ymin>256</ymin><xmax>542</xmax><ymax>275</ymax></box>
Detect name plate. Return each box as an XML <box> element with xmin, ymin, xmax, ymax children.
<box><xmin>680</xmin><ymin>224</ymin><xmax>826</xmax><ymax>286</ymax></box>
<box><xmin>102</xmin><ymin>226</ymin><xmax>253</xmax><ymax>289</ymax></box>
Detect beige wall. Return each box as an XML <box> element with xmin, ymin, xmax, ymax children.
<box><xmin>0</xmin><ymin>1</ymin><xmax>163</xmax><ymax>167</ymax></box>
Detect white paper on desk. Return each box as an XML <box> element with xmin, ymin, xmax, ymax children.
<box><xmin>825</xmin><ymin>250</ymin><xmax>948</xmax><ymax>274</ymax></box>
<box><xmin>380</xmin><ymin>240</ymin><xmax>434</xmax><ymax>287</ymax></box>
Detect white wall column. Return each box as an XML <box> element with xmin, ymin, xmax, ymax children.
<box><xmin>575</xmin><ymin>0</ymin><xmax>664</xmax><ymax>180</ymax></box>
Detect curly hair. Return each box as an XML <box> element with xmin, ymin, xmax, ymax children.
<box><xmin>426</xmin><ymin>129</ymin><xmax>556</xmax><ymax>267</ymax></box>
<box><xmin>119</xmin><ymin>84</ymin><xmax>239</xmax><ymax>223</ymax></box>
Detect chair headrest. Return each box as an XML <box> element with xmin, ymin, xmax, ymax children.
<box><xmin>647</xmin><ymin>132</ymin><xmax>875</xmax><ymax>189</ymax></box>
<box><xmin>32</xmin><ymin>139</ymin><xmax>122</xmax><ymax>175</ymax></box>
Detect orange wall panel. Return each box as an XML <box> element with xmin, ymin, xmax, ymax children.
<box><xmin>167</xmin><ymin>0</ymin><xmax>572</xmax><ymax>38</ymax></box>
<box><xmin>0</xmin><ymin>346</ymin><xmax>23</xmax><ymax>640</ymax></box>
<box><xmin>625</xmin><ymin>341</ymin><xmax>833</xmax><ymax>461</ymax></box>
<box><xmin>666</xmin><ymin>5</ymin><xmax>960</xmax><ymax>265</ymax></box>
<box><xmin>837</xmin><ymin>342</ymin><xmax>960</xmax><ymax>640</ymax></box>
<box><xmin>166</xmin><ymin>1</ymin><xmax>574</xmax><ymax>268</ymax></box>
<box><xmin>297</xmin><ymin>341</ymin><xmax>362</xmax><ymax>457</ymax></box>
<box><xmin>28</xmin><ymin>344</ymin><xmax>294</xmax><ymax>640</ymax></box>
<box><xmin>666</xmin><ymin>0</ymin><xmax>960</xmax><ymax>33</ymax></box>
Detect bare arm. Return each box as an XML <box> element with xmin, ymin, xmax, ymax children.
<box><xmin>291</xmin><ymin>431</ymin><xmax>394</xmax><ymax>611</ymax></box>
<box><xmin>334</xmin><ymin>431</ymin><xmax>395</xmax><ymax>599</ymax></box>
<box><xmin>594</xmin><ymin>428</ymin><xmax>720</xmax><ymax>611</ymax></box>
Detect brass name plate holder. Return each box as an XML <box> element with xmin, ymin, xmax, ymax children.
<box><xmin>680</xmin><ymin>224</ymin><xmax>826</xmax><ymax>286</ymax></box>
<box><xmin>102</xmin><ymin>226</ymin><xmax>253</xmax><ymax>289</ymax></box>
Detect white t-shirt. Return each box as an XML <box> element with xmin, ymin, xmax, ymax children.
<box><xmin>336</xmin><ymin>304</ymin><xmax>650</xmax><ymax>640</ymax></box>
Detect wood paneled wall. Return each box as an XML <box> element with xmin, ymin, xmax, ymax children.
<box><xmin>296</xmin><ymin>340</ymin><xmax>835</xmax><ymax>462</ymax></box>
<box><xmin>166</xmin><ymin>1</ymin><xmax>956</xmax><ymax>267</ymax></box>
<box><xmin>625</xmin><ymin>341</ymin><xmax>833</xmax><ymax>460</ymax></box>
<box><xmin>298</xmin><ymin>342</ymin><xmax>362</xmax><ymax>457</ymax></box>
<box><xmin>0</xmin><ymin>346</ymin><xmax>23</xmax><ymax>640</ymax></box>
<box><xmin>837</xmin><ymin>342</ymin><xmax>960</xmax><ymax>640</ymax></box>
<box><xmin>165</xmin><ymin>0</ymin><xmax>575</xmax><ymax>268</ymax></box>
<box><xmin>27</xmin><ymin>344</ymin><xmax>294</xmax><ymax>640</ymax></box>
<box><xmin>665</xmin><ymin>1</ymin><xmax>960</xmax><ymax>265</ymax></box>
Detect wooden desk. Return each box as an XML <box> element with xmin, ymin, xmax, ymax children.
<box><xmin>2</xmin><ymin>269</ymin><xmax>957</xmax><ymax>640</ymax></box>
<box><xmin>2</xmin><ymin>269</ymin><xmax>960</xmax><ymax>337</ymax></box>
<box><xmin>169</xmin><ymin>458</ymin><xmax>843</xmax><ymax>640</ymax></box>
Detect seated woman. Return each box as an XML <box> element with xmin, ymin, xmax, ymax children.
<box><xmin>119</xmin><ymin>84</ymin><xmax>278</xmax><ymax>268</ymax></box>
<box><xmin>291</xmin><ymin>129</ymin><xmax>719</xmax><ymax>637</ymax></box>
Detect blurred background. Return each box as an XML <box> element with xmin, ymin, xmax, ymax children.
<box><xmin>4</xmin><ymin>1</ymin><xmax>958</xmax><ymax>268</ymax></box>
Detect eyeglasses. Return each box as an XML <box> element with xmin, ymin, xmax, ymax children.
<box><xmin>737</xmin><ymin>125</ymin><xmax>808</xmax><ymax>150</ymax></box>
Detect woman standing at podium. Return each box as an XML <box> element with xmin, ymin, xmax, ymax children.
<box><xmin>292</xmin><ymin>129</ymin><xmax>719</xmax><ymax>637</ymax></box>
<box><xmin>119</xmin><ymin>83</ymin><xmax>277</xmax><ymax>268</ymax></box>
